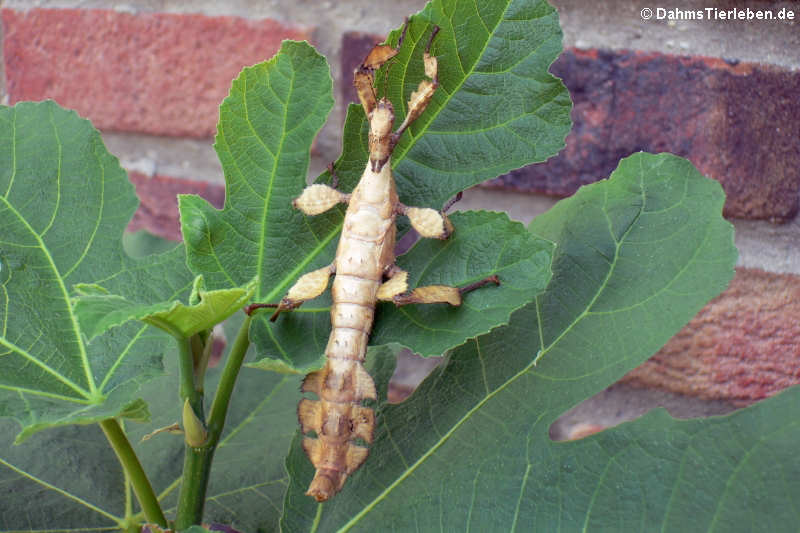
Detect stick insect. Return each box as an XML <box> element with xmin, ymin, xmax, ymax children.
<box><xmin>250</xmin><ymin>19</ymin><xmax>498</xmax><ymax>502</ymax></box>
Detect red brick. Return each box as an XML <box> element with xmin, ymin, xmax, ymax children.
<box><xmin>622</xmin><ymin>268</ymin><xmax>800</xmax><ymax>406</ymax></box>
<box><xmin>127</xmin><ymin>172</ymin><xmax>224</xmax><ymax>241</ymax></box>
<box><xmin>492</xmin><ymin>49</ymin><xmax>800</xmax><ymax>222</ymax></box>
<box><xmin>2</xmin><ymin>8</ymin><xmax>312</xmax><ymax>137</ymax></box>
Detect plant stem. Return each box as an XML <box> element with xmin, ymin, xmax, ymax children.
<box><xmin>179</xmin><ymin>335</ymin><xmax>204</xmax><ymax>417</ymax></box>
<box><xmin>175</xmin><ymin>314</ymin><xmax>252</xmax><ymax>529</ymax></box>
<box><xmin>207</xmin><ymin>315</ymin><xmax>252</xmax><ymax>437</ymax></box>
<box><xmin>99</xmin><ymin>418</ymin><xmax>167</xmax><ymax>528</ymax></box>
<box><xmin>175</xmin><ymin>442</ymin><xmax>214</xmax><ymax>529</ymax></box>
<box><xmin>192</xmin><ymin>333</ymin><xmax>212</xmax><ymax>390</ymax></box>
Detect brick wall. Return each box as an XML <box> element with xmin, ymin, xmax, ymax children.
<box><xmin>3</xmin><ymin>0</ymin><xmax>798</xmax><ymax>432</ymax></box>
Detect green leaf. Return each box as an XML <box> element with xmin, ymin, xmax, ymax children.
<box><xmin>123</xmin><ymin>229</ymin><xmax>179</xmax><ymax>258</ymax></box>
<box><xmin>0</xmin><ymin>100</ymin><xmax>195</xmax><ymax>442</ymax></box>
<box><xmin>0</xmin><ymin>340</ymin><xmax>404</xmax><ymax>531</ymax></box>
<box><xmin>179</xmin><ymin>40</ymin><xmax>337</xmax><ymax>298</ymax></box>
<box><xmin>178</xmin><ymin>39</ymin><xmax>340</xmax><ymax>371</ymax></box>
<box><xmin>331</xmin><ymin>0</ymin><xmax>571</xmax><ymax>208</ymax></box>
<box><xmin>72</xmin><ymin>276</ymin><xmax>256</xmax><ymax>340</ymax></box>
<box><xmin>247</xmin><ymin>354</ymin><xmax>325</xmax><ymax>376</ymax></box>
<box><xmin>0</xmin><ymin>326</ymin><xmax>299</xmax><ymax>531</ymax></box>
<box><xmin>250</xmin><ymin>211</ymin><xmax>554</xmax><ymax>373</ymax></box>
<box><xmin>180</xmin><ymin>2</ymin><xmax>569</xmax><ymax>375</ymax></box>
<box><xmin>137</xmin><ymin>363</ymin><xmax>300</xmax><ymax>531</ymax></box>
<box><xmin>0</xmin><ymin>420</ymin><xmax>125</xmax><ymax>529</ymax></box>
<box><xmin>372</xmin><ymin>211</ymin><xmax>552</xmax><ymax>354</ymax></box>
<box><xmin>279</xmin><ymin>152</ymin><xmax>747</xmax><ymax>531</ymax></box>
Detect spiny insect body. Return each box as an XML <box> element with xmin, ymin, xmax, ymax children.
<box><xmin>263</xmin><ymin>20</ymin><xmax>498</xmax><ymax>501</ymax></box>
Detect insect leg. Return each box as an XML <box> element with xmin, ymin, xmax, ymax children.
<box><xmin>392</xmin><ymin>276</ymin><xmax>501</xmax><ymax>307</ymax></box>
<box><xmin>290</xmin><ymin>162</ymin><xmax>350</xmax><ymax>222</ymax></box>
<box><xmin>377</xmin><ymin>266</ymin><xmax>457</xmax><ymax>305</ymax></box>
<box><xmin>244</xmin><ymin>264</ymin><xmax>335</xmax><ymax>321</ymax></box>
<box><xmin>378</xmin><ymin>267</ymin><xmax>500</xmax><ymax>307</ymax></box>
<box><xmin>442</xmin><ymin>191</ymin><xmax>463</xmax><ymax>213</ymax></box>
<box><xmin>354</xmin><ymin>18</ymin><xmax>410</xmax><ymax>115</ymax></box>
<box><xmin>391</xmin><ymin>284</ymin><xmax>462</xmax><ymax>306</ymax></box>
<box><xmin>396</xmin><ymin>203</ymin><xmax>453</xmax><ymax>240</ymax></box>
<box><xmin>376</xmin><ymin>266</ymin><xmax>410</xmax><ymax>300</ymax></box>
<box><xmin>393</xmin><ymin>25</ymin><xmax>440</xmax><ymax>139</ymax></box>
<box><xmin>293</xmin><ymin>184</ymin><xmax>350</xmax><ymax>216</ymax></box>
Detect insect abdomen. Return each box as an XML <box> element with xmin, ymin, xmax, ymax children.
<box><xmin>299</xmin><ymin>165</ymin><xmax>397</xmax><ymax>501</ymax></box>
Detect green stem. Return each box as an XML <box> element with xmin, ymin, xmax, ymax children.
<box><xmin>99</xmin><ymin>418</ymin><xmax>167</xmax><ymax>528</ymax></box>
<box><xmin>192</xmin><ymin>333</ymin><xmax>212</xmax><ymax>391</ymax></box>
<box><xmin>207</xmin><ymin>315</ymin><xmax>252</xmax><ymax>436</ymax></box>
<box><xmin>175</xmin><ymin>443</ymin><xmax>214</xmax><ymax>529</ymax></box>
<box><xmin>175</xmin><ymin>314</ymin><xmax>252</xmax><ymax>529</ymax></box>
<box><xmin>179</xmin><ymin>335</ymin><xmax>204</xmax><ymax>416</ymax></box>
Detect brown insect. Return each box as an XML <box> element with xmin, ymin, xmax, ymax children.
<box><xmin>253</xmin><ymin>19</ymin><xmax>498</xmax><ymax>502</ymax></box>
